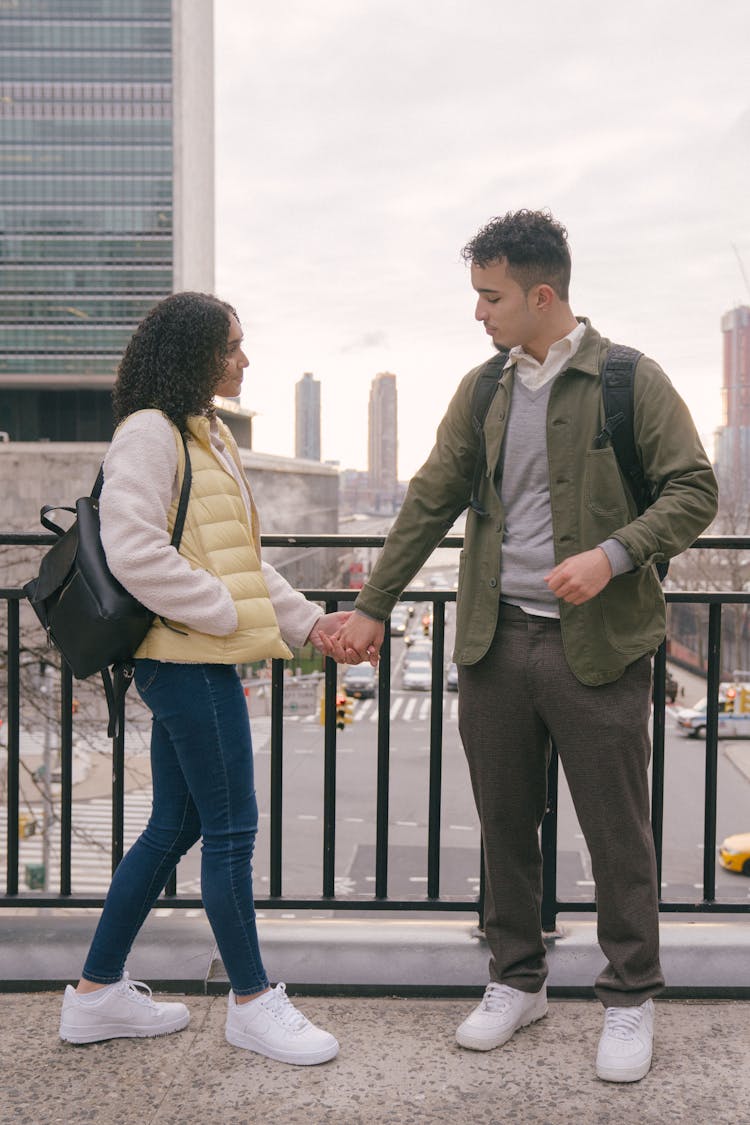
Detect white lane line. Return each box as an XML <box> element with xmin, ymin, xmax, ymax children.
<box><xmin>403</xmin><ymin>699</ymin><xmax>417</xmax><ymax>721</ymax></box>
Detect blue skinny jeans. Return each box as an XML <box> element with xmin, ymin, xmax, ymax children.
<box><xmin>82</xmin><ymin>660</ymin><xmax>269</xmax><ymax>995</ymax></box>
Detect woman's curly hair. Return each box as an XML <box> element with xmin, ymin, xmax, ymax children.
<box><xmin>113</xmin><ymin>292</ymin><xmax>239</xmax><ymax>432</ymax></box>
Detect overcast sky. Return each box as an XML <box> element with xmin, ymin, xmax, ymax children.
<box><xmin>214</xmin><ymin>0</ymin><xmax>750</xmax><ymax>478</ymax></box>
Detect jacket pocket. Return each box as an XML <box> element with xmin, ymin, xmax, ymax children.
<box><xmin>599</xmin><ymin>569</ymin><xmax>666</xmax><ymax>656</ymax></box>
<box><xmin>584</xmin><ymin>447</ymin><xmax>630</xmax><ymax>519</ymax></box>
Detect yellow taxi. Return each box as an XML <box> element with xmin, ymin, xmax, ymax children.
<box><xmin>718</xmin><ymin>832</ymin><xmax>750</xmax><ymax>876</ymax></box>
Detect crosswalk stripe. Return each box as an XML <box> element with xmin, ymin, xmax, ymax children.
<box><xmin>1</xmin><ymin>793</ymin><xmax>155</xmax><ymax>892</ymax></box>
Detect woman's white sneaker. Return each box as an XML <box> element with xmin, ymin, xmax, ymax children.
<box><xmin>59</xmin><ymin>972</ymin><xmax>190</xmax><ymax>1044</ymax></box>
<box><xmin>596</xmin><ymin>999</ymin><xmax>654</xmax><ymax>1082</ymax></box>
<box><xmin>225</xmin><ymin>983</ymin><xmax>339</xmax><ymax>1065</ymax></box>
<box><xmin>456</xmin><ymin>982</ymin><xmax>548</xmax><ymax>1051</ymax></box>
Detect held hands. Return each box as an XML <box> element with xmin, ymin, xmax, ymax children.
<box><xmin>319</xmin><ymin>610</ymin><xmax>385</xmax><ymax>667</ymax></box>
<box><xmin>545</xmin><ymin>547</ymin><xmax>613</xmax><ymax>606</ymax></box>
<box><xmin>306</xmin><ymin>611</ymin><xmax>354</xmax><ymax>655</ymax></box>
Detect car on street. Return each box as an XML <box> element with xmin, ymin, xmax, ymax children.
<box><xmin>718</xmin><ymin>832</ymin><xmax>750</xmax><ymax>876</ymax></box>
<box><xmin>342</xmin><ymin>664</ymin><xmax>377</xmax><ymax>699</ymax></box>
<box><xmin>404</xmin><ymin>641</ymin><xmax>433</xmax><ymax>667</ymax></box>
<box><xmin>403</xmin><ymin>660</ymin><xmax>432</xmax><ymax>691</ymax></box>
<box><xmin>446</xmin><ymin>662</ymin><xmax>459</xmax><ymax>691</ymax></box>
<box><xmin>389</xmin><ymin>607</ymin><xmax>410</xmax><ymax>636</ymax></box>
<box><xmin>675</xmin><ymin>683</ymin><xmax>750</xmax><ymax>739</ymax></box>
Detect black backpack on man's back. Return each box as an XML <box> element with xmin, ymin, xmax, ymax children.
<box><xmin>468</xmin><ymin>343</ymin><xmax>668</xmax><ymax>578</ymax></box>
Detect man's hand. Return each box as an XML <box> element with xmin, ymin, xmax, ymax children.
<box><xmin>320</xmin><ymin>610</ymin><xmax>385</xmax><ymax>667</ymax></box>
<box><xmin>307</xmin><ymin>611</ymin><xmax>353</xmax><ymax>655</ymax></box>
<box><xmin>545</xmin><ymin>547</ymin><xmax>613</xmax><ymax>605</ymax></box>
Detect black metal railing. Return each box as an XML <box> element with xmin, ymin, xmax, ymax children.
<box><xmin>3</xmin><ymin>533</ymin><xmax>750</xmax><ymax>932</ymax></box>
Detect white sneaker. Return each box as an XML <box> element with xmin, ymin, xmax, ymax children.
<box><xmin>225</xmin><ymin>983</ymin><xmax>339</xmax><ymax>1065</ymax></box>
<box><xmin>455</xmin><ymin>982</ymin><xmax>548</xmax><ymax>1051</ymax></box>
<box><xmin>59</xmin><ymin>972</ymin><xmax>190</xmax><ymax>1044</ymax></box>
<box><xmin>596</xmin><ymin>999</ymin><xmax>655</xmax><ymax>1082</ymax></box>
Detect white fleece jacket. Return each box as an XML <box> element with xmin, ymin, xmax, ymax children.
<box><xmin>99</xmin><ymin>411</ymin><xmax>322</xmax><ymax>649</ymax></box>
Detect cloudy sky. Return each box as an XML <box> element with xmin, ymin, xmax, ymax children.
<box><xmin>214</xmin><ymin>0</ymin><xmax>750</xmax><ymax>478</ymax></box>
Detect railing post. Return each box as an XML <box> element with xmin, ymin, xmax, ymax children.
<box><xmin>702</xmin><ymin>603</ymin><xmax>722</xmax><ymax>901</ymax></box>
<box><xmin>322</xmin><ymin>600</ymin><xmax>339</xmax><ymax>898</ymax></box>
<box><xmin>375</xmin><ymin>623</ymin><xmax>391</xmax><ymax>898</ymax></box>
<box><xmin>5</xmin><ymin>598</ymin><xmax>21</xmax><ymax>896</ymax></box>
<box><xmin>269</xmin><ymin>656</ymin><xmax>285</xmax><ymax>897</ymax></box>
<box><xmin>60</xmin><ymin>662</ymin><xmax>74</xmax><ymax>896</ymax></box>
<box><xmin>427</xmin><ymin>599</ymin><xmax>445</xmax><ymax>899</ymax></box>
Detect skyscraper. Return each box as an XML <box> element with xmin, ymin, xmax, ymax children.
<box><xmin>295</xmin><ymin>371</ymin><xmax>321</xmax><ymax>461</ymax></box>
<box><xmin>0</xmin><ymin>0</ymin><xmax>214</xmax><ymax>441</ymax></box>
<box><xmin>714</xmin><ymin>305</ymin><xmax>750</xmax><ymax>500</ymax></box>
<box><xmin>368</xmin><ymin>371</ymin><xmax>398</xmax><ymax>513</ymax></box>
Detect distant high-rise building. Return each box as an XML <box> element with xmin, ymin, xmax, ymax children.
<box><xmin>295</xmin><ymin>372</ymin><xmax>321</xmax><ymax>460</ymax></box>
<box><xmin>0</xmin><ymin>0</ymin><xmax>214</xmax><ymax>442</ymax></box>
<box><xmin>368</xmin><ymin>371</ymin><xmax>398</xmax><ymax>512</ymax></box>
<box><xmin>714</xmin><ymin>305</ymin><xmax>750</xmax><ymax>499</ymax></box>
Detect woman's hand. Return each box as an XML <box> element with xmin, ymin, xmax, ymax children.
<box><xmin>306</xmin><ymin>611</ymin><xmax>354</xmax><ymax>657</ymax></box>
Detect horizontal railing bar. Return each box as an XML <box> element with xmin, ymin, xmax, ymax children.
<box><xmin>3</xmin><ymin>532</ymin><xmax>750</xmax><ymax>550</ymax></box>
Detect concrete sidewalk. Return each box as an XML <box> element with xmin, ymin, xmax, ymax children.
<box><xmin>3</xmin><ymin>992</ymin><xmax>749</xmax><ymax>1124</ymax></box>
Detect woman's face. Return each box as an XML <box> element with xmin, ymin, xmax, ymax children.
<box><xmin>213</xmin><ymin>314</ymin><xmax>249</xmax><ymax>398</ymax></box>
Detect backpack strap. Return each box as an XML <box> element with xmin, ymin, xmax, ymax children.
<box><xmin>469</xmin><ymin>350</ymin><xmax>509</xmax><ymax>516</ymax></box>
<box><xmin>599</xmin><ymin>345</ymin><xmax>669</xmax><ymax>581</ymax></box>
<box><xmin>599</xmin><ymin>344</ymin><xmax>649</xmax><ymax>513</ymax></box>
<box><xmin>103</xmin><ymin>431</ymin><xmax>193</xmax><ymax>740</ymax></box>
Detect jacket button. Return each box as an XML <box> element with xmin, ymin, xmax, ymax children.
<box><xmin>489</xmin><ymin>578</ymin><xmax>498</xmax><ymax>588</ymax></box>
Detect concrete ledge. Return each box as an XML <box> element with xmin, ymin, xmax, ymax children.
<box><xmin>2</xmin><ymin>912</ymin><xmax>749</xmax><ymax>999</ymax></box>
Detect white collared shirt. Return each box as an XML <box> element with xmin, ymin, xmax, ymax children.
<box><xmin>505</xmin><ymin>319</ymin><xmax>587</xmax><ymax>391</ymax></box>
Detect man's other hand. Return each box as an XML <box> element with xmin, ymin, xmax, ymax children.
<box><xmin>545</xmin><ymin>547</ymin><xmax>612</xmax><ymax>605</ymax></box>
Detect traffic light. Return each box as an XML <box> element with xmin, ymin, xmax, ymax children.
<box><xmin>18</xmin><ymin>815</ymin><xmax>37</xmax><ymax>839</ymax></box>
<box><xmin>335</xmin><ymin>692</ymin><xmax>353</xmax><ymax>729</ymax></box>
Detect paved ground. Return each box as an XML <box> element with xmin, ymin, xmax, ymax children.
<box><xmin>3</xmin><ymin>992</ymin><xmax>749</xmax><ymax>1124</ymax></box>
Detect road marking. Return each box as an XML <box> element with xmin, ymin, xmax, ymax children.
<box><xmin>448</xmin><ymin>824</ymin><xmax>475</xmax><ymax>832</ymax></box>
<box><xmin>576</xmin><ymin>880</ymin><xmax>596</xmax><ymax>886</ymax></box>
<box><xmin>344</xmin><ymin>817</ymin><xmax>364</xmax><ymax>823</ymax></box>
<box><xmin>297</xmin><ymin>814</ymin><xmax>318</xmax><ymax>820</ymax></box>
<box><xmin>396</xmin><ymin>820</ymin><xmax>418</xmax><ymax>827</ymax></box>
<box><xmin>390</xmin><ymin>698</ymin><xmax>404</xmax><ymax>721</ymax></box>
<box><xmin>409</xmin><ymin>876</ymin><xmax>428</xmax><ymax>882</ymax></box>
<box><xmin>402</xmin><ymin>699</ymin><xmax>417</xmax><ymax>721</ymax></box>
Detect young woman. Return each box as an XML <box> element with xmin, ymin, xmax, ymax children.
<box><xmin>59</xmin><ymin>292</ymin><xmax>344</xmax><ymax>1065</ymax></box>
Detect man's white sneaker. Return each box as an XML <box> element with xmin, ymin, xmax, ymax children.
<box><xmin>225</xmin><ymin>983</ymin><xmax>339</xmax><ymax>1065</ymax></box>
<box><xmin>455</xmin><ymin>982</ymin><xmax>548</xmax><ymax>1051</ymax></box>
<box><xmin>596</xmin><ymin>999</ymin><xmax>654</xmax><ymax>1082</ymax></box>
<box><xmin>59</xmin><ymin>973</ymin><xmax>190</xmax><ymax>1044</ymax></box>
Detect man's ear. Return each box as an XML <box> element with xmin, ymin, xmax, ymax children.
<box><xmin>532</xmin><ymin>283</ymin><xmax>556</xmax><ymax>311</ymax></box>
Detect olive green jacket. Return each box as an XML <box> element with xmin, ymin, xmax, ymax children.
<box><xmin>355</xmin><ymin>321</ymin><xmax>718</xmax><ymax>685</ymax></box>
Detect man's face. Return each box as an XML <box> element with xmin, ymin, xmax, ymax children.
<box><xmin>214</xmin><ymin>314</ymin><xmax>249</xmax><ymax>398</ymax></box>
<box><xmin>471</xmin><ymin>259</ymin><xmax>538</xmax><ymax>352</ymax></box>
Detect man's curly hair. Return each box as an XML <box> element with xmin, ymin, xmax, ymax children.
<box><xmin>461</xmin><ymin>209</ymin><xmax>572</xmax><ymax>300</ymax></box>
<box><xmin>113</xmin><ymin>292</ymin><xmax>239</xmax><ymax>432</ymax></box>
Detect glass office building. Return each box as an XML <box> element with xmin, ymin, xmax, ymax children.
<box><xmin>0</xmin><ymin>0</ymin><xmax>213</xmax><ymax>441</ymax></box>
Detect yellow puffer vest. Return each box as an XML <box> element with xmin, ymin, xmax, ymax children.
<box><xmin>135</xmin><ymin>412</ymin><xmax>292</xmax><ymax>664</ymax></box>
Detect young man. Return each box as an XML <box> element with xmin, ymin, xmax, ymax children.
<box><xmin>325</xmin><ymin>209</ymin><xmax>717</xmax><ymax>1082</ymax></box>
